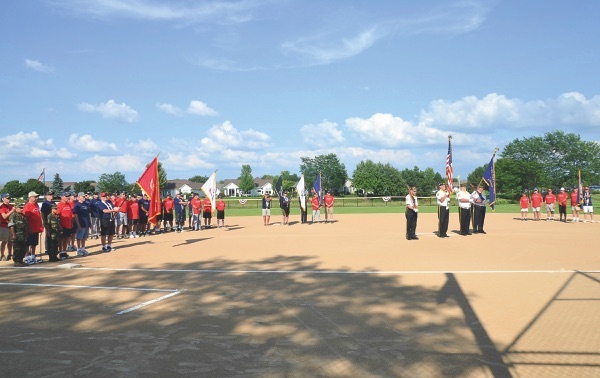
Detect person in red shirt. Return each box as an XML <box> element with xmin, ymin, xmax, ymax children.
<box><xmin>190</xmin><ymin>193</ymin><xmax>202</xmax><ymax>230</ymax></box>
<box><xmin>128</xmin><ymin>196</ymin><xmax>139</xmax><ymax>238</ymax></box>
<box><xmin>544</xmin><ymin>188</ymin><xmax>557</xmax><ymax>221</ymax></box>
<box><xmin>114</xmin><ymin>192</ymin><xmax>129</xmax><ymax>238</ymax></box>
<box><xmin>216</xmin><ymin>196</ymin><xmax>226</xmax><ymax>228</ymax></box>
<box><xmin>530</xmin><ymin>188</ymin><xmax>543</xmax><ymax>221</ymax></box>
<box><xmin>519</xmin><ymin>192</ymin><xmax>530</xmax><ymax>221</ymax></box>
<box><xmin>570</xmin><ymin>187</ymin><xmax>580</xmax><ymax>222</ymax></box>
<box><xmin>324</xmin><ymin>191</ymin><xmax>335</xmax><ymax>222</ymax></box>
<box><xmin>56</xmin><ymin>193</ymin><xmax>74</xmax><ymax>253</ymax></box>
<box><xmin>0</xmin><ymin>193</ymin><xmax>16</xmax><ymax>261</ymax></box>
<box><xmin>557</xmin><ymin>187</ymin><xmax>568</xmax><ymax>222</ymax></box>
<box><xmin>23</xmin><ymin>191</ymin><xmax>44</xmax><ymax>257</ymax></box>
<box><xmin>202</xmin><ymin>196</ymin><xmax>213</xmax><ymax>228</ymax></box>
<box><xmin>311</xmin><ymin>193</ymin><xmax>321</xmax><ymax>223</ymax></box>
<box><xmin>162</xmin><ymin>194</ymin><xmax>174</xmax><ymax>232</ymax></box>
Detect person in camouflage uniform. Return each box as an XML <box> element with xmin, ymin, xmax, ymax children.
<box><xmin>8</xmin><ymin>202</ymin><xmax>29</xmax><ymax>267</ymax></box>
<box><xmin>47</xmin><ymin>203</ymin><xmax>62</xmax><ymax>262</ymax></box>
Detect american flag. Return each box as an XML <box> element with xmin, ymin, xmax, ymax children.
<box><xmin>446</xmin><ymin>138</ymin><xmax>453</xmax><ymax>190</ymax></box>
<box><xmin>37</xmin><ymin>169</ymin><xmax>45</xmax><ymax>182</ymax></box>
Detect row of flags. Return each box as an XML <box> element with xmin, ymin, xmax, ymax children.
<box><xmin>446</xmin><ymin>136</ymin><xmax>498</xmax><ymax>210</ymax></box>
<box><xmin>136</xmin><ymin>156</ymin><xmax>218</xmax><ymax>226</ymax></box>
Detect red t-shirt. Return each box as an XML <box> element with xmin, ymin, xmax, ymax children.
<box><xmin>57</xmin><ymin>201</ymin><xmax>73</xmax><ymax>229</ymax></box>
<box><xmin>117</xmin><ymin>197</ymin><xmax>129</xmax><ymax>213</ymax></box>
<box><xmin>520</xmin><ymin>196</ymin><xmax>529</xmax><ymax>208</ymax></box>
<box><xmin>570</xmin><ymin>192</ymin><xmax>579</xmax><ymax>206</ymax></box>
<box><xmin>545</xmin><ymin>193</ymin><xmax>556</xmax><ymax>205</ymax></box>
<box><xmin>163</xmin><ymin>198</ymin><xmax>174</xmax><ymax>213</ymax></box>
<box><xmin>216</xmin><ymin>200</ymin><xmax>225</xmax><ymax>211</ymax></box>
<box><xmin>23</xmin><ymin>201</ymin><xmax>44</xmax><ymax>233</ymax></box>
<box><xmin>128</xmin><ymin>200</ymin><xmax>139</xmax><ymax>220</ymax></box>
<box><xmin>531</xmin><ymin>193</ymin><xmax>543</xmax><ymax>207</ymax></box>
<box><xmin>311</xmin><ymin>196</ymin><xmax>320</xmax><ymax>210</ymax></box>
<box><xmin>191</xmin><ymin>198</ymin><xmax>202</xmax><ymax>215</ymax></box>
<box><xmin>557</xmin><ymin>192</ymin><xmax>568</xmax><ymax>206</ymax></box>
<box><xmin>203</xmin><ymin>198</ymin><xmax>212</xmax><ymax>212</ymax></box>
<box><xmin>324</xmin><ymin>194</ymin><xmax>334</xmax><ymax>208</ymax></box>
<box><xmin>0</xmin><ymin>203</ymin><xmax>13</xmax><ymax>228</ymax></box>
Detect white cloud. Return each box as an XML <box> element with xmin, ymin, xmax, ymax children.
<box><xmin>24</xmin><ymin>59</ymin><xmax>54</xmax><ymax>73</ymax></box>
<box><xmin>80</xmin><ymin>154</ymin><xmax>144</xmax><ymax>173</ymax></box>
<box><xmin>188</xmin><ymin>100</ymin><xmax>218</xmax><ymax>116</ymax></box>
<box><xmin>78</xmin><ymin>99</ymin><xmax>139</xmax><ymax>123</ymax></box>
<box><xmin>200</xmin><ymin>121</ymin><xmax>270</xmax><ymax>150</ymax></box>
<box><xmin>300</xmin><ymin>120</ymin><xmax>344</xmax><ymax>147</ymax></box>
<box><xmin>282</xmin><ymin>26</ymin><xmax>384</xmax><ymax>65</ymax></box>
<box><xmin>0</xmin><ymin>131</ymin><xmax>75</xmax><ymax>160</ymax></box>
<box><xmin>420</xmin><ymin>92</ymin><xmax>600</xmax><ymax>129</ymax></box>
<box><xmin>50</xmin><ymin>0</ymin><xmax>258</xmax><ymax>24</ymax></box>
<box><xmin>68</xmin><ymin>133</ymin><xmax>118</xmax><ymax>152</ymax></box>
<box><xmin>126</xmin><ymin>138</ymin><xmax>160</xmax><ymax>153</ymax></box>
<box><xmin>156</xmin><ymin>102</ymin><xmax>184</xmax><ymax>116</ymax></box>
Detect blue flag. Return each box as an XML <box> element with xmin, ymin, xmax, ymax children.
<box><xmin>275</xmin><ymin>176</ymin><xmax>283</xmax><ymax>208</ymax></box>
<box><xmin>313</xmin><ymin>174</ymin><xmax>323</xmax><ymax>205</ymax></box>
<box><xmin>482</xmin><ymin>152</ymin><xmax>497</xmax><ymax>210</ymax></box>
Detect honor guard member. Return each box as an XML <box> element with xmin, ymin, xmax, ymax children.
<box><xmin>436</xmin><ymin>183</ymin><xmax>450</xmax><ymax>238</ymax></box>
<box><xmin>8</xmin><ymin>202</ymin><xmax>29</xmax><ymax>267</ymax></box>
<box><xmin>457</xmin><ymin>184</ymin><xmax>472</xmax><ymax>236</ymax></box>
<box><xmin>471</xmin><ymin>185</ymin><xmax>487</xmax><ymax>233</ymax></box>
<box><xmin>405</xmin><ymin>186</ymin><xmax>419</xmax><ymax>240</ymax></box>
<box><xmin>582</xmin><ymin>187</ymin><xmax>594</xmax><ymax>223</ymax></box>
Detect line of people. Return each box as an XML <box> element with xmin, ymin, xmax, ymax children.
<box><xmin>519</xmin><ymin>186</ymin><xmax>594</xmax><ymax>222</ymax></box>
<box><xmin>0</xmin><ymin>190</ymin><xmax>227</xmax><ymax>266</ymax></box>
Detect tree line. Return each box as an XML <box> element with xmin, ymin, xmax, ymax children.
<box><xmin>2</xmin><ymin>131</ymin><xmax>598</xmax><ymax>199</ymax></box>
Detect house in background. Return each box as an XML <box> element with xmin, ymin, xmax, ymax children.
<box><xmin>221</xmin><ymin>180</ymin><xmax>241</xmax><ymax>197</ymax></box>
<box><xmin>217</xmin><ymin>177</ymin><xmax>274</xmax><ymax>197</ymax></box>
<box><xmin>249</xmin><ymin>178</ymin><xmax>274</xmax><ymax>196</ymax></box>
<box><xmin>163</xmin><ymin>180</ymin><xmax>204</xmax><ymax>198</ymax></box>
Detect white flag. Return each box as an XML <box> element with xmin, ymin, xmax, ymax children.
<box><xmin>201</xmin><ymin>170</ymin><xmax>217</xmax><ymax>210</ymax></box>
<box><xmin>297</xmin><ymin>174</ymin><xmax>306</xmax><ymax>211</ymax></box>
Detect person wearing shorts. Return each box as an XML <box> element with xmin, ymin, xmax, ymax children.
<box><xmin>73</xmin><ymin>192</ymin><xmax>90</xmax><ymax>256</ymax></box>
<box><xmin>216</xmin><ymin>196</ymin><xmax>226</xmax><ymax>228</ymax></box>
<box><xmin>530</xmin><ymin>188</ymin><xmax>543</xmax><ymax>221</ymax></box>
<box><xmin>261</xmin><ymin>194</ymin><xmax>271</xmax><ymax>226</ymax></box>
<box><xmin>0</xmin><ymin>193</ymin><xmax>16</xmax><ymax>261</ymax></box>
<box><xmin>97</xmin><ymin>192</ymin><xmax>117</xmax><ymax>252</ymax></box>
<box><xmin>324</xmin><ymin>191</ymin><xmax>335</xmax><ymax>222</ymax></box>
<box><xmin>557</xmin><ymin>187</ymin><xmax>568</xmax><ymax>222</ymax></box>
<box><xmin>519</xmin><ymin>192</ymin><xmax>530</xmax><ymax>220</ymax></box>
<box><xmin>544</xmin><ymin>188</ymin><xmax>556</xmax><ymax>221</ymax></box>
<box><xmin>582</xmin><ymin>187</ymin><xmax>594</xmax><ymax>223</ymax></box>
<box><xmin>202</xmin><ymin>196</ymin><xmax>213</xmax><ymax>228</ymax></box>
<box><xmin>570</xmin><ymin>187</ymin><xmax>580</xmax><ymax>222</ymax></box>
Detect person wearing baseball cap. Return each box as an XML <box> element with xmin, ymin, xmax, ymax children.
<box><xmin>23</xmin><ymin>190</ymin><xmax>44</xmax><ymax>258</ymax></box>
<box><xmin>582</xmin><ymin>186</ymin><xmax>594</xmax><ymax>223</ymax></box>
<box><xmin>8</xmin><ymin>201</ymin><xmax>29</xmax><ymax>267</ymax></box>
<box><xmin>1</xmin><ymin>193</ymin><xmax>16</xmax><ymax>261</ymax></box>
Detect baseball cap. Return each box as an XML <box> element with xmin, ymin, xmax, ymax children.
<box><xmin>28</xmin><ymin>191</ymin><xmax>39</xmax><ymax>197</ymax></box>
<box><xmin>1</xmin><ymin>193</ymin><xmax>10</xmax><ymax>199</ymax></box>
<box><xmin>46</xmin><ymin>190</ymin><xmax>54</xmax><ymax>196</ymax></box>
<box><xmin>100</xmin><ymin>192</ymin><xmax>108</xmax><ymax>197</ymax></box>
<box><xmin>560</xmin><ymin>187</ymin><xmax>565</xmax><ymax>190</ymax></box>
<box><xmin>78</xmin><ymin>192</ymin><xmax>85</xmax><ymax>197</ymax></box>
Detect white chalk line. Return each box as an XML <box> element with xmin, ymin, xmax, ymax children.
<box><xmin>7</xmin><ymin>267</ymin><xmax>598</xmax><ymax>275</ymax></box>
<box><xmin>115</xmin><ymin>291</ymin><xmax>183</xmax><ymax>315</ymax></box>
<box><xmin>0</xmin><ymin>282</ymin><xmax>183</xmax><ymax>315</ymax></box>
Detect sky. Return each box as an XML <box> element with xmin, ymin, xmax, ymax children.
<box><xmin>1</xmin><ymin>0</ymin><xmax>599</xmax><ymax>185</ymax></box>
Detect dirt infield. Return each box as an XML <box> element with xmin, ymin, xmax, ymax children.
<box><xmin>0</xmin><ymin>213</ymin><xmax>598</xmax><ymax>377</ymax></box>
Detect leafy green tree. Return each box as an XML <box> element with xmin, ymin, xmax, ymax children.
<box><xmin>238</xmin><ymin>164</ymin><xmax>255</xmax><ymax>194</ymax></box>
<box><xmin>74</xmin><ymin>180</ymin><xmax>96</xmax><ymax>194</ymax></box>
<box><xmin>157</xmin><ymin>162</ymin><xmax>168</xmax><ymax>191</ymax></box>
<box><xmin>261</xmin><ymin>174</ymin><xmax>276</xmax><ymax>181</ymax></box>
<box><xmin>467</xmin><ymin>165</ymin><xmax>487</xmax><ymax>188</ymax></box>
<box><xmin>352</xmin><ymin>160</ymin><xmax>405</xmax><ymax>196</ymax></box>
<box><xmin>272</xmin><ymin>171</ymin><xmax>300</xmax><ymax>194</ymax></box>
<box><xmin>300</xmin><ymin>153</ymin><xmax>348</xmax><ymax>194</ymax></box>
<box><xmin>51</xmin><ymin>173</ymin><xmax>64</xmax><ymax>194</ymax></box>
<box><xmin>97</xmin><ymin>172</ymin><xmax>128</xmax><ymax>194</ymax></box>
<box><xmin>189</xmin><ymin>175</ymin><xmax>209</xmax><ymax>183</ymax></box>
<box><xmin>24</xmin><ymin>179</ymin><xmax>46</xmax><ymax>196</ymax></box>
<box><xmin>400</xmin><ymin>166</ymin><xmax>444</xmax><ymax>194</ymax></box>
<box><xmin>498</xmin><ymin>131</ymin><xmax>600</xmax><ymax>191</ymax></box>
<box><xmin>2</xmin><ymin>180</ymin><xmax>24</xmax><ymax>198</ymax></box>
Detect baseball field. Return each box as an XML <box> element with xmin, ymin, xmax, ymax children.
<box><xmin>0</xmin><ymin>211</ymin><xmax>598</xmax><ymax>377</ymax></box>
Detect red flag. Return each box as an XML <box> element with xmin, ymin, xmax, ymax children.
<box><xmin>137</xmin><ymin>157</ymin><xmax>161</xmax><ymax>225</ymax></box>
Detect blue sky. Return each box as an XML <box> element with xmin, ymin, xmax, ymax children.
<box><xmin>1</xmin><ymin>0</ymin><xmax>599</xmax><ymax>185</ymax></box>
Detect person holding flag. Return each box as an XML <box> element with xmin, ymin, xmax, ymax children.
<box><xmin>436</xmin><ymin>183</ymin><xmax>450</xmax><ymax>238</ymax></box>
<box><xmin>296</xmin><ymin>175</ymin><xmax>307</xmax><ymax>224</ymax></box>
<box><xmin>201</xmin><ymin>170</ymin><xmax>218</xmax><ymax>229</ymax></box>
<box><xmin>471</xmin><ymin>186</ymin><xmax>487</xmax><ymax>233</ymax></box>
<box><xmin>582</xmin><ymin>187</ymin><xmax>594</xmax><ymax>223</ymax></box>
<box><xmin>136</xmin><ymin>156</ymin><xmax>161</xmax><ymax>228</ymax></box>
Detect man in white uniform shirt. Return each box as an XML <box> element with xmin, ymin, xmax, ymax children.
<box><xmin>405</xmin><ymin>186</ymin><xmax>419</xmax><ymax>240</ymax></box>
<box><xmin>457</xmin><ymin>184</ymin><xmax>472</xmax><ymax>236</ymax></box>
<box><xmin>436</xmin><ymin>183</ymin><xmax>450</xmax><ymax>238</ymax></box>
